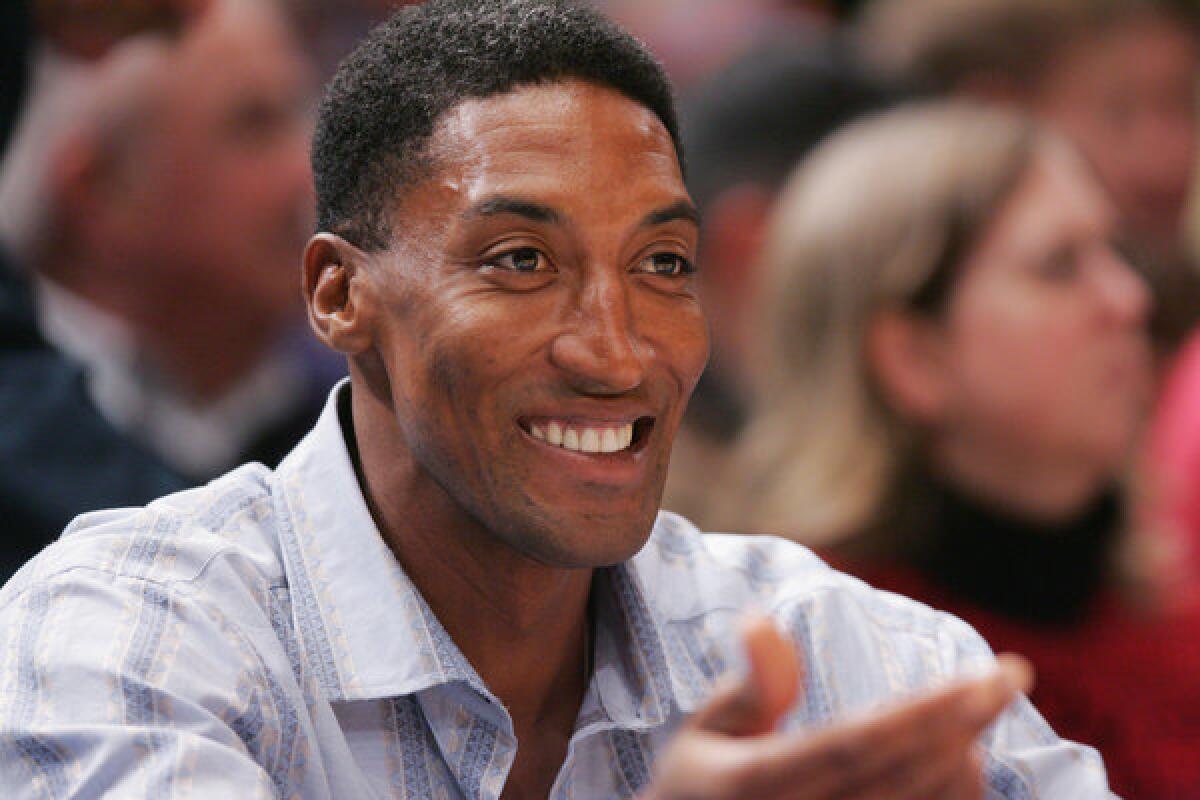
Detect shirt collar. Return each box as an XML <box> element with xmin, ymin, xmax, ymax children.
<box><xmin>272</xmin><ymin>380</ymin><xmax>711</xmax><ymax>727</ymax></box>
<box><xmin>34</xmin><ymin>275</ymin><xmax>139</xmax><ymax>383</ymax></box>
<box><xmin>273</xmin><ymin>380</ymin><xmax>483</xmax><ymax>702</ymax></box>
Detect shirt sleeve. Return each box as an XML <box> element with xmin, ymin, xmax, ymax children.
<box><xmin>0</xmin><ymin>567</ymin><xmax>291</xmax><ymax>799</ymax></box>
<box><xmin>936</xmin><ymin>611</ymin><xmax>1116</xmax><ymax>800</ymax></box>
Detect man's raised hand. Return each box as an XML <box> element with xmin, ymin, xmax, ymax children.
<box><xmin>644</xmin><ymin>617</ymin><xmax>1033</xmax><ymax>800</ymax></box>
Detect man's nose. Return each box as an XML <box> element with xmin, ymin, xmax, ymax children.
<box><xmin>549</xmin><ymin>275</ymin><xmax>649</xmax><ymax>394</ymax></box>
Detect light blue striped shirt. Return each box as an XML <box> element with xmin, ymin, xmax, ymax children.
<box><xmin>0</xmin><ymin>384</ymin><xmax>1113</xmax><ymax>798</ymax></box>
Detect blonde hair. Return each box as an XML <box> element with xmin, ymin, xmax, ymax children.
<box><xmin>718</xmin><ymin>102</ymin><xmax>1040</xmax><ymax>546</ymax></box>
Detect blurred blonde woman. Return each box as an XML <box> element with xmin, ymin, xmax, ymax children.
<box><xmin>719</xmin><ymin>102</ymin><xmax>1200</xmax><ymax>798</ymax></box>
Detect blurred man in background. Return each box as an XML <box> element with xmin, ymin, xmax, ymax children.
<box><xmin>8</xmin><ymin>0</ymin><xmax>329</xmax><ymax>482</ymax></box>
<box><xmin>0</xmin><ymin>1</ymin><xmax>206</xmax><ymax>580</ymax></box>
<box><xmin>859</xmin><ymin>0</ymin><xmax>1200</xmax><ymax>356</ymax></box>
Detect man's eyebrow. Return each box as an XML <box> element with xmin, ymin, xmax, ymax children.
<box><xmin>462</xmin><ymin>197</ymin><xmax>563</xmax><ymax>225</ymax></box>
<box><xmin>642</xmin><ymin>200</ymin><xmax>701</xmax><ymax>229</ymax></box>
<box><xmin>461</xmin><ymin>196</ymin><xmax>699</xmax><ymax>229</ymax></box>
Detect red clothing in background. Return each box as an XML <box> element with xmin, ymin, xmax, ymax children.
<box><xmin>851</xmin><ymin>564</ymin><xmax>1200</xmax><ymax>799</ymax></box>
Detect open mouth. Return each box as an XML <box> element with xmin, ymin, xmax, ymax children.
<box><xmin>518</xmin><ymin>416</ymin><xmax>655</xmax><ymax>454</ymax></box>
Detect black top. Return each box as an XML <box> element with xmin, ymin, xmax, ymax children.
<box><xmin>0</xmin><ymin>0</ymin><xmax>31</xmax><ymax>157</ymax></box>
<box><xmin>897</xmin><ymin>472</ymin><xmax>1121</xmax><ymax>627</ymax></box>
<box><xmin>0</xmin><ymin>257</ymin><xmax>188</xmax><ymax>582</ymax></box>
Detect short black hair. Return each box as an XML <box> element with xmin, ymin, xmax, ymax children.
<box><xmin>312</xmin><ymin>0</ymin><xmax>682</xmax><ymax>251</ymax></box>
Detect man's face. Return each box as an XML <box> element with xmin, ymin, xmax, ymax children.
<box><xmin>1032</xmin><ymin>15</ymin><xmax>1198</xmax><ymax>244</ymax></box>
<box><xmin>361</xmin><ymin>80</ymin><xmax>708</xmax><ymax>567</ymax></box>
<box><xmin>134</xmin><ymin>1</ymin><xmax>313</xmax><ymax>330</ymax></box>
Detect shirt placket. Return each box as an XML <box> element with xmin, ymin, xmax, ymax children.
<box><xmin>420</xmin><ymin>683</ymin><xmax>517</xmax><ymax>800</ymax></box>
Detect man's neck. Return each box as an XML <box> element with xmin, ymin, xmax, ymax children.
<box><xmin>347</xmin><ymin>376</ymin><xmax>593</xmax><ymax>728</ymax></box>
<box><xmin>396</xmin><ymin>519</ymin><xmax>593</xmax><ymax>723</ymax></box>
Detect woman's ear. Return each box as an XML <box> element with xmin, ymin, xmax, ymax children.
<box><xmin>865</xmin><ymin>309</ymin><xmax>951</xmax><ymax>425</ymax></box>
<box><xmin>303</xmin><ymin>233</ymin><xmax>375</xmax><ymax>355</ymax></box>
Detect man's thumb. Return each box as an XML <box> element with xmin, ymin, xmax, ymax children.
<box><xmin>692</xmin><ymin>616</ymin><xmax>804</xmax><ymax>737</ymax></box>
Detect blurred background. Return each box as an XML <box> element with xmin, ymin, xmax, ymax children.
<box><xmin>4</xmin><ymin>0</ymin><xmax>1200</xmax><ymax>796</ymax></box>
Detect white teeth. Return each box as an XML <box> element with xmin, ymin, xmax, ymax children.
<box><xmin>526</xmin><ymin>421</ymin><xmax>637</xmax><ymax>454</ymax></box>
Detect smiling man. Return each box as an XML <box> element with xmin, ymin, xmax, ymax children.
<box><xmin>0</xmin><ymin>2</ymin><xmax>1113</xmax><ymax>799</ymax></box>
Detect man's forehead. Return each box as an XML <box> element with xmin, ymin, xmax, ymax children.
<box><xmin>395</xmin><ymin>83</ymin><xmax>680</xmax><ymax>224</ymax></box>
<box><xmin>370</xmin><ymin>79</ymin><xmax>688</xmax><ymax>246</ymax></box>
<box><xmin>426</xmin><ymin>80</ymin><xmax>682</xmax><ymax>184</ymax></box>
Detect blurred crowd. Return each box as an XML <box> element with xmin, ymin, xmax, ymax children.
<box><xmin>4</xmin><ymin>0</ymin><xmax>1200</xmax><ymax>796</ymax></box>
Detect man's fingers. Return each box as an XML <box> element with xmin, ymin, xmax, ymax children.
<box><xmin>742</xmin><ymin>616</ymin><xmax>804</xmax><ymax>730</ymax></box>
<box><xmin>691</xmin><ymin>616</ymin><xmax>804</xmax><ymax>737</ymax></box>
<box><xmin>940</xmin><ymin>749</ymin><xmax>987</xmax><ymax>800</ymax></box>
<box><xmin>957</xmin><ymin>654</ymin><xmax>1033</xmax><ymax>730</ymax></box>
<box><xmin>654</xmin><ymin>651</ymin><xmax>1029</xmax><ymax>800</ymax></box>
<box><xmin>867</xmin><ymin>653</ymin><xmax>1032</xmax><ymax>745</ymax></box>
<box><xmin>995</xmin><ymin>653</ymin><xmax>1035</xmax><ymax>693</ymax></box>
<box><xmin>852</xmin><ymin>743</ymin><xmax>985</xmax><ymax>800</ymax></box>
<box><xmin>733</xmin><ymin>654</ymin><xmax>1032</xmax><ymax>796</ymax></box>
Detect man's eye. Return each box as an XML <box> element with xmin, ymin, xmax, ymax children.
<box><xmin>487</xmin><ymin>247</ymin><xmax>550</xmax><ymax>272</ymax></box>
<box><xmin>637</xmin><ymin>252</ymin><xmax>695</xmax><ymax>276</ymax></box>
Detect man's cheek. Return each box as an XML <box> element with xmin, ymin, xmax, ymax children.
<box><xmin>684</xmin><ymin>307</ymin><xmax>712</xmax><ymax>374</ymax></box>
<box><xmin>657</xmin><ymin>311</ymin><xmax>709</xmax><ymax>383</ymax></box>
<box><xmin>677</xmin><ymin>341</ymin><xmax>711</xmax><ymax>401</ymax></box>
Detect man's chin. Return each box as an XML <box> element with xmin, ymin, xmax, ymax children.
<box><xmin>500</xmin><ymin>508</ymin><xmax>660</xmax><ymax>570</ymax></box>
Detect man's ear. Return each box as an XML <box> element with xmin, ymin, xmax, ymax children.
<box><xmin>303</xmin><ymin>233</ymin><xmax>375</xmax><ymax>355</ymax></box>
<box><xmin>865</xmin><ymin>309</ymin><xmax>951</xmax><ymax>425</ymax></box>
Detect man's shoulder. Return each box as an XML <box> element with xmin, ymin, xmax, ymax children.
<box><xmin>1</xmin><ymin>462</ymin><xmax>288</xmax><ymax>608</ymax></box>
<box><xmin>641</xmin><ymin>512</ymin><xmax>987</xmax><ymax>658</ymax></box>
